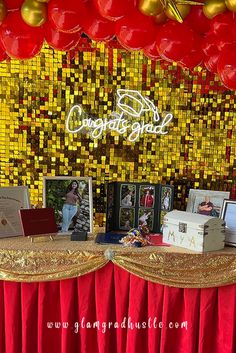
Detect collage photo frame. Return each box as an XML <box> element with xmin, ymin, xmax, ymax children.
<box><xmin>106</xmin><ymin>182</ymin><xmax>174</xmax><ymax>233</ymax></box>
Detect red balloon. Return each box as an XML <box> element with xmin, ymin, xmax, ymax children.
<box><xmin>185</xmin><ymin>7</ymin><xmax>211</xmax><ymax>35</ymax></box>
<box><xmin>93</xmin><ymin>0</ymin><xmax>135</xmax><ymax>20</ymax></box>
<box><xmin>179</xmin><ymin>49</ymin><xmax>203</xmax><ymax>70</ymax></box>
<box><xmin>48</xmin><ymin>0</ymin><xmax>87</xmax><ymax>33</ymax></box>
<box><xmin>82</xmin><ymin>5</ymin><xmax>115</xmax><ymax>41</ymax></box>
<box><xmin>4</xmin><ymin>0</ymin><xmax>23</xmax><ymax>10</ymax></box>
<box><xmin>156</xmin><ymin>21</ymin><xmax>195</xmax><ymax>62</ymax></box>
<box><xmin>178</xmin><ymin>32</ymin><xmax>203</xmax><ymax>69</ymax></box>
<box><xmin>116</xmin><ymin>10</ymin><xmax>157</xmax><ymax>50</ymax></box>
<box><xmin>44</xmin><ymin>22</ymin><xmax>81</xmax><ymax>51</ymax></box>
<box><xmin>217</xmin><ymin>44</ymin><xmax>236</xmax><ymax>90</ymax></box>
<box><xmin>204</xmin><ymin>52</ymin><xmax>221</xmax><ymax>74</ymax></box>
<box><xmin>178</xmin><ymin>34</ymin><xmax>204</xmax><ymax>70</ymax></box>
<box><xmin>0</xmin><ymin>11</ymin><xmax>44</xmax><ymax>60</ymax></box>
<box><xmin>202</xmin><ymin>32</ymin><xmax>218</xmax><ymax>56</ymax></box>
<box><xmin>210</xmin><ymin>12</ymin><xmax>234</xmax><ymax>36</ymax></box>
<box><xmin>143</xmin><ymin>40</ymin><xmax>161</xmax><ymax>60</ymax></box>
<box><xmin>216</xmin><ymin>32</ymin><xmax>236</xmax><ymax>52</ymax></box>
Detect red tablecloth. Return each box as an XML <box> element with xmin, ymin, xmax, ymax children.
<box><xmin>1</xmin><ymin>262</ymin><xmax>236</xmax><ymax>353</ymax></box>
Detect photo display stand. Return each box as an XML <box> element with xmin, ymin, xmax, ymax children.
<box><xmin>106</xmin><ymin>182</ymin><xmax>174</xmax><ymax>233</ymax></box>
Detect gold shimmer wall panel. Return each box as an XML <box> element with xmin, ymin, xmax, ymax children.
<box><xmin>0</xmin><ymin>42</ymin><xmax>235</xmax><ymax>217</ymax></box>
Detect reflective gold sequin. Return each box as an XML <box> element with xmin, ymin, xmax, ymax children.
<box><xmin>0</xmin><ymin>42</ymin><xmax>235</xmax><ymax>222</ymax></box>
<box><xmin>0</xmin><ymin>236</ymin><xmax>236</xmax><ymax>287</ymax></box>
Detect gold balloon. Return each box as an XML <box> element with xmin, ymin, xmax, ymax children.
<box><xmin>159</xmin><ymin>0</ymin><xmax>203</xmax><ymax>22</ymax></box>
<box><xmin>155</xmin><ymin>11</ymin><xmax>168</xmax><ymax>24</ymax></box>
<box><xmin>21</xmin><ymin>0</ymin><xmax>47</xmax><ymax>27</ymax></box>
<box><xmin>225</xmin><ymin>0</ymin><xmax>236</xmax><ymax>12</ymax></box>
<box><xmin>0</xmin><ymin>0</ymin><xmax>7</xmax><ymax>24</ymax></box>
<box><xmin>138</xmin><ymin>0</ymin><xmax>164</xmax><ymax>16</ymax></box>
<box><xmin>165</xmin><ymin>3</ymin><xmax>191</xmax><ymax>21</ymax></box>
<box><xmin>203</xmin><ymin>0</ymin><xmax>227</xmax><ymax>19</ymax></box>
<box><xmin>36</xmin><ymin>0</ymin><xmax>49</xmax><ymax>2</ymax></box>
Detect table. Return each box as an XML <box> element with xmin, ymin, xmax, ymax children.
<box><xmin>1</xmin><ymin>235</ymin><xmax>236</xmax><ymax>353</ymax></box>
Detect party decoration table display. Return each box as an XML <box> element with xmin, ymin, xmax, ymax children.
<box><xmin>1</xmin><ymin>0</ymin><xmax>236</xmax><ymax>88</ymax></box>
<box><xmin>106</xmin><ymin>182</ymin><xmax>174</xmax><ymax>234</ymax></box>
<box><xmin>163</xmin><ymin>210</ymin><xmax>226</xmax><ymax>252</ymax></box>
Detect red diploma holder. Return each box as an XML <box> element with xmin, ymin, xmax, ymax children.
<box><xmin>19</xmin><ymin>208</ymin><xmax>58</xmax><ymax>242</ymax></box>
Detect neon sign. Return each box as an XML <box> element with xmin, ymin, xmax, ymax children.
<box><xmin>66</xmin><ymin>89</ymin><xmax>173</xmax><ymax>142</ymax></box>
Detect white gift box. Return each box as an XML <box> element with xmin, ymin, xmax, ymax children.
<box><xmin>163</xmin><ymin>210</ymin><xmax>225</xmax><ymax>252</ymax></box>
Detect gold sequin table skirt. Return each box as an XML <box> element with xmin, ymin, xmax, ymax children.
<box><xmin>0</xmin><ymin>234</ymin><xmax>236</xmax><ymax>288</ymax></box>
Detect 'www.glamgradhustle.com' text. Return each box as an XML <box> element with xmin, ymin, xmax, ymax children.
<box><xmin>47</xmin><ymin>317</ymin><xmax>188</xmax><ymax>333</ymax></box>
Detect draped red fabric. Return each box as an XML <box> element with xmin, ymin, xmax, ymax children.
<box><xmin>1</xmin><ymin>263</ymin><xmax>236</xmax><ymax>353</ymax></box>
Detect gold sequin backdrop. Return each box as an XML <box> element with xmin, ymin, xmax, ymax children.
<box><xmin>0</xmin><ymin>41</ymin><xmax>235</xmax><ymax>223</ymax></box>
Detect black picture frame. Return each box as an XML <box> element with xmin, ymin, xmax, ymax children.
<box><xmin>106</xmin><ymin>182</ymin><xmax>174</xmax><ymax>233</ymax></box>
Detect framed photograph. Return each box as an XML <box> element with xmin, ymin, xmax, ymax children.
<box><xmin>43</xmin><ymin>176</ymin><xmax>93</xmax><ymax>234</ymax></box>
<box><xmin>138</xmin><ymin>208</ymin><xmax>154</xmax><ymax>231</ymax></box>
<box><xmin>220</xmin><ymin>199</ymin><xmax>236</xmax><ymax>245</ymax></box>
<box><xmin>120</xmin><ymin>184</ymin><xmax>136</xmax><ymax>207</ymax></box>
<box><xmin>186</xmin><ymin>189</ymin><xmax>230</xmax><ymax>217</ymax></box>
<box><xmin>119</xmin><ymin>207</ymin><xmax>135</xmax><ymax>230</ymax></box>
<box><xmin>161</xmin><ymin>186</ymin><xmax>173</xmax><ymax>211</ymax></box>
<box><xmin>0</xmin><ymin>186</ymin><xmax>30</xmax><ymax>237</ymax></box>
<box><xmin>139</xmin><ymin>185</ymin><xmax>155</xmax><ymax>208</ymax></box>
<box><xmin>106</xmin><ymin>182</ymin><xmax>174</xmax><ymax>233</ymax></box>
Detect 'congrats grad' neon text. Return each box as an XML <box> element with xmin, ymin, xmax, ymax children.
<box><xmin>66</xmin><ymin>90</ymin><xmax>173</xmax><ymax>142</ymax></box>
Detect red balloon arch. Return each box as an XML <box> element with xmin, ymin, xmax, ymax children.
<box><xmin>0</xmin><ymin>0</ymin><xmax>236</xmax><ymax>90</ymax></box>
